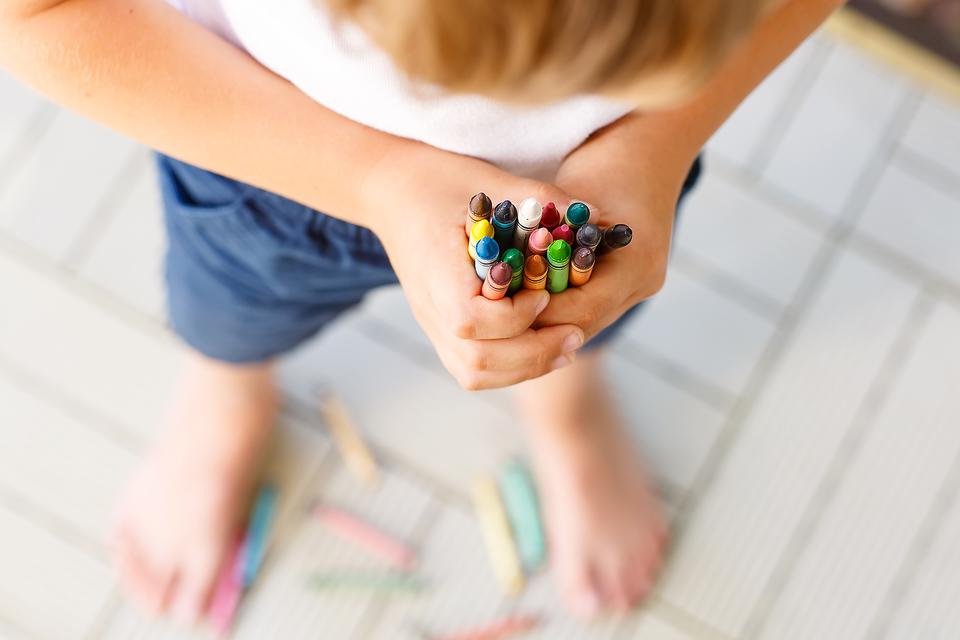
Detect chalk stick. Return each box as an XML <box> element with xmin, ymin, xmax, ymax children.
<box><xmin>319</xmin><ymin>392</ymin><xmax>380</xmax><ymax>486</ymax></box>
<box><xmin>314</xmin><ymin>505</ymin><xmax>417</xmax><ymax>571</ymax></box>
<box><xmin>430</xmin><ymin>613</ymin><xmax>541</xmax><ymax>640</ymax></box>
<box><xmin>208</xmin><ymin>539</ymin><xmax>244</xmax><ymax>636</ymax></box>
<box><xmin>307</xmin><ymin>571</ymin><xmax>427</xmax><ymax>593</ymax></box>
<box><xmin>498</xmin><ymin>461</ymin><xmax>546</xmax><ymax>572</ymax></box>
<box><xmin>472</xmin><ymin>477</ymin><xmax>524</xmax><ymax>596</ymax></box>
<box><xmin>240</xmin><ymin>485</ymin><xmax>278</xmax><ymax>587</ymax></box>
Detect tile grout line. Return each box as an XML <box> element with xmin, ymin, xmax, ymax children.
<box><xmin>740</xmin><ymin>289</ymin><xmax>935</xmax><ymax>639</ymax></box>
<box><xmin>61</xmin><ymin>147</ymin><xmax>151</xmax><ymax>270</ymax></box>
<box><xmin>890</xmin><ymin>145</ymin><xmax>960</xmax><ymax>200</ymax></box>
<box><xmin>0</xmin><ymin>102</ymin><xmax>59</xmax><ymax>196</ymax></box>
<box><xmin>848</xmin><ymin>232</ymin><xmax>960</xmax><ymax>307</ymax></box>
<box><xmin>748</xmin><ymin>37</ymin><xmax>836</xmax><ymax>175</ymax></box>
<box><xmin>654</xmin><ymin>85</ymin><xmax>922</xmax><ymax>628</ymax></box>
<box><xmin>866</xmin><ymin>400</ymin><xmax>960</xmax><ymax>638</ymax></box>
<box><xmin>671</xmin><ymin>250</ymin><xmax>785</xmax><ymax>323</ymax></box>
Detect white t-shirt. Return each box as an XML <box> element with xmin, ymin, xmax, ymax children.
<box><xmin>169</xmin><ymin>0</ymin><xmax>634</xmax><ymax>180</ymax></box>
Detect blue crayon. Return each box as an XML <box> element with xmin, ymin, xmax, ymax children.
<box><xmin>474</xmin><ymin>236</ymin><xmax>500</xmax><ymax>281</ymax></box>
<box><xmin>241</xmin><ymin>485</ymin><xmax>278</xmax><ymax>587</ymax></box>
<box><xmin>491</xmin><ymin>200</ymin><xmax>518</xmax><ymax>250</ymax></box>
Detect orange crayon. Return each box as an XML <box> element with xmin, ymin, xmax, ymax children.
<box><xmin>569</xmin><ymin>247</ymin><xmax>595</xmax><ymax>286</ymax></box>
<box><xmin>522</xmin><ymin>255</ymin><xmax>547</xmax><ymax>290</ymax></box>
<box><xmin>482</xmin><ymin>262</ymin><xmax>511</xmax><ymax>300</ymax></box>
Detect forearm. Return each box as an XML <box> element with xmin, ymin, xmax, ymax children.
<box><xmin>0</xmin><ymin>0</ymin><xmax>451</xmax><ymax>228</ymax></box>
<box><xmin>567</xmin><ymin>0</ymin><xmax>845</xmax><ymax>196</ymax></box>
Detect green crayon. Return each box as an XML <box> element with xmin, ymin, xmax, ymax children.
<box><xmin>546</xmin><ymin>240</ymin><xmax>571</xmax><ymax>293</ymax></box>
<box><xmin>501</xmin><ymin>248</ymin><xmax>524</xmax><ymax>295</ymax></box>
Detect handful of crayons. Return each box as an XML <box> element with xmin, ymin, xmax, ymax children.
<box><xmin>465</xmin><ymin>193</ymin><xmax>633</xmax><ymax>300</ymax></box>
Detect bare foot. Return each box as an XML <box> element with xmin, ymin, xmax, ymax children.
<box><xmin>515</xmin><ymin>351</ymin><xmax>666</xmax><ymax>617</ymax></box>
<box><xmin>110</xmin><ymin>353</ymin><xmax>278</xmax><ymax>624</ymax></box>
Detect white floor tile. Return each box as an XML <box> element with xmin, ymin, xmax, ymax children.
<box><xmin>857</xmin><ymin>162</ymin><xmax>960</xmax><ymax>288</ymax></box>
<box><xmin>763</xmin><ymin>44</ymin><xmax>909</xmax><ymax>218</ymax></box>
<box><xmin>758</xmin><ymin>301</ymin><xmax>960</xmax><ymax>639</ymax></box>
<box><xmin>676</xmin><ymin>172</ymin><xmax>823</xmax><ymax>306</ymax></box>
<box><xmin>0</xmin><ymin>251</ymin><xmax>180</xmax><ymax>440</ymax></box>
<box><xmin>0</xmin><ymin>108</ymin><xmax>137</xmax><ymax>262</ymax></box>
<box><xmin>0</xmin><ymin>378</ymin><xmax>136</xmax><ymax>543</ymax></box>
<box><xmin>901</xmin><ymin>95</ymin><xmax>960</xmax><ymax>178</ymax></box>
<box><xmin>633</xmin><ymin>614</ymin><xmax>694</xmax><ymax>639</ymax></box>
<box><xmin>77</xmin><ymin>155</ymin><xmax>166</xmax><ymax>318</ymax></box>
<box><xmin>708</xmin><ymin>36</ymin><xmax>824</xmax><ymax>171</ymax></box>
<box><xmin>279</xmin><ymin>321</ymin><xmax>522</xmax><ymax>494</ymax></box>
<box><xmin>0</xmin><ymin>71</ymin><xmax>48</xmax><ymax>166</ymax></box>
<box><xmin>658</xmin><ymin>250</ymin><xmax>917</xmax><ymax>637</ymax></box>
<box><xmin>887</xmin><ymin>461</ymin><xmax>960</xmax><ymax>639</ymax></box>
<box><xmin>368</xmin><ymin>507</ymin><xmax>507</xmax><ymax>639</ymax></box>
<box><xmin>0</xmin><ymin>505</ymin><xmax>113</xmax><ymax>639</ymax></box>
<box><xmin>607</xmin><ymin>355</ymin><xmax>727</xmax><ymax>495</ymax></box>
<box><xmin>619</xmin><ymin>270</ymin><xmax>775</xmax><ymax>398</ymax></box>
<box><xmin>511</xmin><ymin>573</ymin><xmax>621</xmax><ymax>640</ymax></box>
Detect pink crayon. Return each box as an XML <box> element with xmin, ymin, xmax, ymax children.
<box><xmin>526</xmin><ymin>228</ymin><xmax>552</xmax><ymax>258</ymax></box>
<box><xmin>551</xmin><ymin>223</ymin><xmax>574</xmax><ymax>246</ymax></box>
<box><xmin>208</xmin><ymin>538</ymin><xmax>245</xmax><ymax>636</ymax></box>
<box><xmin>314</xmin><ymin>505</ymin><xmax>417</xmax><ymax>571</ymax></box>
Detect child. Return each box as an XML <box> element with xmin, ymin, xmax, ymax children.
<box><xmin>0</xmin><ymin>0</ymin><xmax>841</xmax><ymax>624</ymax></box>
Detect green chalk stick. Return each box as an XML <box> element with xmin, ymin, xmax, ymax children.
<box><xmin>307</xmin><ymin>571</ymin><xmax>428</xmax><ymax>593</ymax></box>
<box><xmin>499</xmin><ymin>460</ymin><xmax>546</xmax><ymax>572</ymax></box>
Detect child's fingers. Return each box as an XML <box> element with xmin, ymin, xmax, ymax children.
<box><xmin>451</xmin><ymin>324</ymin><xmax>584</xmax><ymax>390</ymax></box>
<box><xmin>455</xmin><ymin>289</ymin><xmax>551</xmax><ymax>340</ymax></box>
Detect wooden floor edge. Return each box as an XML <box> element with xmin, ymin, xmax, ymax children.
<box><xmin>825</xmin><ymin>7</ymin><xmax>960</xmax><ymax>104</ymax></box>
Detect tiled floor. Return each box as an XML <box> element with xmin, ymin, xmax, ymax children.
<box><xmin>1</xmin><ymin>30</ymin><xmax>959</xmax><ymax>640</ymax></box>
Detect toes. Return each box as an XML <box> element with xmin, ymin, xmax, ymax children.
<box><xmin>114</xmin><ymin>537</ymin><xmax>176</xmax><ymax>617</ymax></box>
<box><xmin>171</xmin><ymin>545</ymin><xmax>225</xmax><ymax>626</ymax></box>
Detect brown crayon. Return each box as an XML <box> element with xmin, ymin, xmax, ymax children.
<box><xmin>569</xmin><ymin>247</ymin><xmax>596</xmax><ymax>286</ymax></box>
<box><xmin>466</xmin><ymin>193</ymin><xmax>492</xmax><ymax>237</ymax></box>
<box><xmin>523</xmin><ymin>255</ymin><xmax>548</xmax><ymax>290</ymax></box>
<box><xmin>482</xmin><ymin>262</ymin><xmax>512</xmax><ymax>300</ymax></box>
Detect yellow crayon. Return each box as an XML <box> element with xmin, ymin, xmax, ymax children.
<box><xmin>473</xmin><ymin>477</ymin><xmax>524</xmax><ymax>596</ymax></box>
<box><xmin>469</xmin><ymin>219</ymin><xmax>494</xmax><ymax>261</ymax></box>
<box><xmin>319</xmin><ymin>392</ymin><xmax>380</xmax><ymax>486</ymax></box>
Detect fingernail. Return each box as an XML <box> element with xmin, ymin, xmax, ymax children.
<box><xmin>563</xmin><ymin>332</ymin><xmax>584</xmax><ymax>353</ymax></box>
<box><xmin>536</xmin><ymin>293</ymin><xmax>550</xmax><ymax>314</ymax></box>
<box><xmin>551</xmin><ymin>355</ymin><xmax>573</xmax><ymax>371</ymax></box>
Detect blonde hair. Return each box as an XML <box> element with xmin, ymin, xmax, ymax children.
<box><xmin>325</xmin><ymin>0</ymin><xmax>769</xmax><ymax>105</ymax></box>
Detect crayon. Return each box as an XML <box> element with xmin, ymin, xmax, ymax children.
<box><xmin>546</xmin><ymin>240</ymin><xmax>572</xmax><ymax>293</ymax></box>
<box><xmin>208</xmin><ymin>537</ymin><xmax>244</xmax><ymax>636</ymax></box>
<box><xmin>526</xmin><ymin>228</ymin><xmax>552</xmax><ymax>258</ymax></box>
<box><xmin>240</xmin><ymin>485</ymin><xmax>278</xmax><ymax>587</ymax></box>
<box><xmin>466</xmin><ymin>192</ymin><xmax>492</xmax><ymax>237</ymax></box>
<box><xmin>314</xmin><ymin>505</ymin><xmax>418</xmax><ymax>571</ymax></box>
<box><xmin>474</xmin><ymin>237</ymin><xmax>499</xmax><ymax>281</ymax></box>
<box><xmin>499</xmin><ymin>461</ymin><xmax>546</xmax><ymax>572</ymax></box>
<box><xmin>469</xmin><ymin>219</ymin><xmax>494</xmax><ymax>261</ymax></box>
<box><xmin>308</xmin><ymin>571</ymin><xmax>427</xmax><ymax>593</ymax></box>
<box><xmin>482</xmin><ymin>262</ymin><xmax>512</xmax><ymax>301</ymax></box>
<box><xmin>512</xmin><ymin>198</ymin><xmax>542</xmax><ymax>251</ymax></box>
<box><xmin>430</xmin><ymin>614</ymin><xmax>541</xmax><ymax>640</ymax></box>
<box><xmin>597</xmin><ymin>224</ymin><xmax>633</xmax><ymax>255</ymax></box>
<box><xmin>540</xmin><ymin>202</ymin><xmax>561</xmax><ymax>231</ymax></box>
<box><xmin>574</xmin><ymin>222</ymin><xmax>601</xmax><ymax>252</ymax></box>
<box><xmin>491</xmin><ymin>200</ymin><xmax>517</xmax><ymax>250</ymax></box>
<box><xmin>500</xmin><ymin>248</ymin><xmax>524</xmax><ymax>295</ymax></box>
<box><xmin>473</xmin><ymin>477</ymin><xmax>524</xmax><ymax>596</ymax></box>
<box><xmin>551</xmin><ymin>223</ymin><xmax>574</xmax><ymax>246</ymax></box>
<box><xmin>563</xmin><ymin>201</ymin><xmax>590</xmax><ymax>229</ymax></box>
<box><xmin>569</xmin><ymin>246</ymin><xmax>595</xmax><ymax>287</ymax></box>
<box><xmin>522</xmin><ymin>255</ymin><xmax>547</xmax><ymax>291</ymax></box>
<box><xmin>320</xmin><ymin>392</ymin><xmax>380</xmax><ymax>486</ymax></box>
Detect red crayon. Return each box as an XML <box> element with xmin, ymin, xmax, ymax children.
<box><xmin>551</xmin><ymin>223</ymin><xmax>574</xmax><ymax>245</ymax></box>
<box><xmin>481</xmin><ymin>262</ymin><xmax>512</xmax><ymax>300</ymax></box>
<box><xmin>540</xmin><ymin>202</ymin><xmax>561</xmax><ymax>230</ymax></box>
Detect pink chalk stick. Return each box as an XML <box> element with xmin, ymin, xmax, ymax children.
<box><xmin>208</xmin><ymin>540</ymin><xmax>245</xmax><ymax>636</ymax></box>
<box><xmin>314</xmin><ymin>505</ymin><xmax>416</xmax><ymax>571</ymax></box>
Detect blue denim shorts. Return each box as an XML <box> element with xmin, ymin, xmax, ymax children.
<box><xmin>159</xmin><ymin>153</ymin><xmax>701</xmax><ymax>363</ymax></box>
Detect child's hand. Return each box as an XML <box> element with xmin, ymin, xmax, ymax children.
<box><xmin>368</xmin><ymin>151</ymin><xmax>585</xmax><ymax>390</ymax></box>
